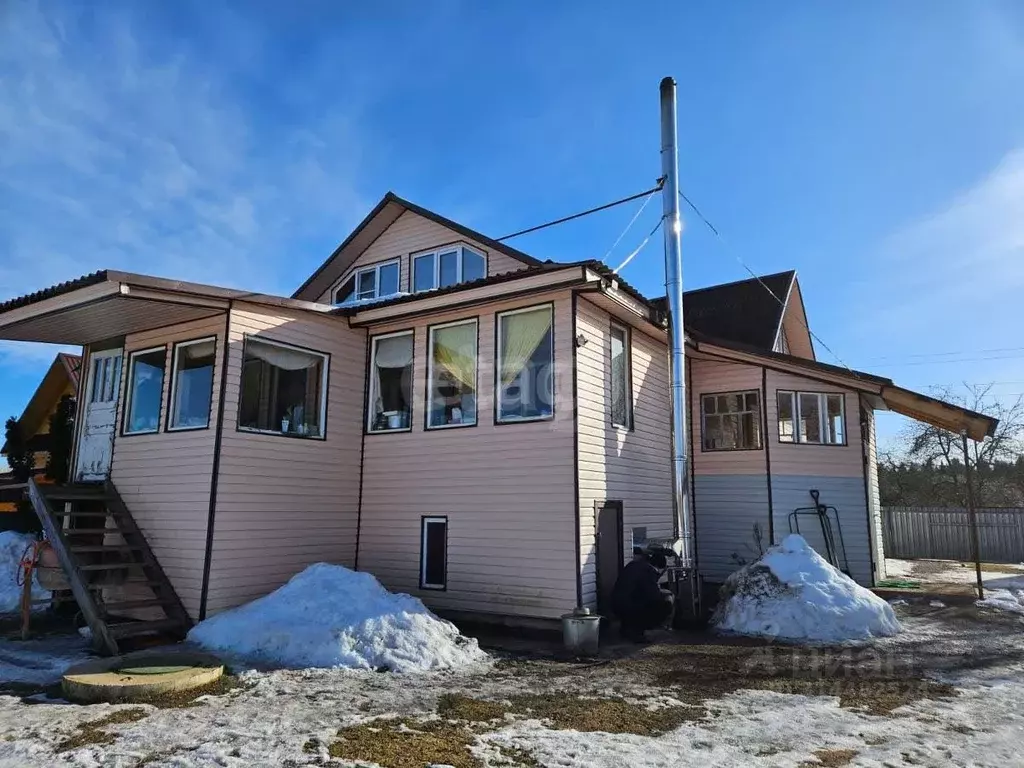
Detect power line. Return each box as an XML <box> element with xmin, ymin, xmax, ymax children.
<box><xmin>601</xmin><ymin>188</ymin><xmax>661</xmax><ymax>264</ymax></box>
<box><xmin>496</xmin><ymin>179</ymin><xmax>665</xmax><ymax>242</ymax></box>
<box><xmin>869</xmin><ymin>354</ymin><xmax>1024</xmax><ymax>368</ymax></box>
<box><xmin>864</xmin><ymin>346</ymin><xmax>1024</xmax><ymax>362</ymax></box>
<box><xmin>677</xmin><ymin>189</ymin><xmax>860</xmax><ymax>377</ymax></box>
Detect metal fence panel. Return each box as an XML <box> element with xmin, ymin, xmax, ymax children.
<box><xmin>882</xmin><ymin>507</ymin><xmax>1024</xmax><ymax>564</ymax></box>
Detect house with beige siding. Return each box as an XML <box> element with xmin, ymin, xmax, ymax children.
<box><xmin>0</xmin><ymin>192</ymin><xmax>997</xmax><ymax>641</ymax></box>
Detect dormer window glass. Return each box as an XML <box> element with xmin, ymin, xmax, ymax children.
<box><xmin>334</xmin><ymin>259</ymin><xmax>400</xmax><ymax>304</ymax></box>
<box><xmin>412</xmin><ymin>246</ymin><xmax>486</xmax><ymax>294</ymax></box>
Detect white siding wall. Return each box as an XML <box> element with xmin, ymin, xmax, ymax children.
<box><xmin>318</xmin><ymin>211</ymin><xmax>529</xmax><ymax>303</ymax></box>
<box><xmin>109</xmin><ymin>314</ymin><xmax>227</xmax><ymax>619</ymax></box>
<box><xmin>358</xmin><ymin>291</ymin><xmax>577</xmax><ymax>620</ymax></box>
<box><xmin>575</xmin><ymin>298</ymin><xmax>674</xmax><ymax>609</ymax></box>
<box><xmin>204</xmin><ymin>303</ymin><xmax>365</xmax><ymax>615</ymax></box>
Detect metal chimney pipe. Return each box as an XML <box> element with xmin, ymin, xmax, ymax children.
<box><xmin>660</xmin><ymin>76</ymin><xmax>693</xmax><ymax>570</ymax></box>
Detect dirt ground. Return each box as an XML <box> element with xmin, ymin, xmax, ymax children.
<box><xmin>0</xmin><ymin>599</ymin><xmax>1022</xmax><ymax>767</ymax></box>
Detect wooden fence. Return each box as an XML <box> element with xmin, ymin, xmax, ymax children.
<box><xmin>882</xmin><ymin>506</ymin><xmax>1024</xmax><ymax>564</ymax></box>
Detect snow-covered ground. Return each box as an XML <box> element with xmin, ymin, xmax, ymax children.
<box><xmin>1</xmin><ymin>603</ymin><xmax>1023</xmax><ymax>767</ymax></box>
<box><xmin>885</xmin><ymin>557</ymin><xmax>1024</xmax><ymax>616</ymax></box>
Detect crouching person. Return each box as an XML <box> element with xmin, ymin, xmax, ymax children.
<box><xmin>611</xmin><ymin>551</ymin><xmax>674</xmax><ymax>642</ymax></box>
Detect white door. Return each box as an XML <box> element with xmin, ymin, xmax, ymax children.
<box><xmin>75</xmin><ymin>349</ymin><xmax>123</xmax><ymax>482</ymax></box>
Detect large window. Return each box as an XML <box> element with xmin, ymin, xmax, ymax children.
<box><xmin>610</xmin><ymin>323</ymin><xmax>632</xmax><ymax>429</ymax></box>
<box><xmin>496</xmin><ymin>305</ymin><xmax>554</xmax><ymax>423</ymax></box>
<box><xmin>333</xmin><ymin>259</ymin><xmax>401</xmax><ymax>304</ymax></box>
<box><xmin>367</xmin><ymin>331</ymin><xmax>414</xmax><ymax>433</ymax></box>
<box><xmin>427</xmin><ymin>320</ymin><xmax>478</xmax><ymax>429</ymax></box>
<box><xmin>701</xmin><ymin>391</ymin><xmax>762</xmax><ymax>451</ymax></box>
<box><xmin>167</xmin><ymin>337</ymin><xmax>216</xmax><ymax>431</ymax></box>
<box><xmin>777</xmin><ymin>391</ymin><xmax>846</xmax><ymax>445</ymax></box>
<box><xmin>238</xmin><ymin>337</ymin><xmax>328</xmax><ymax>438</ymax></box>
<box><xmin>412</xmin><ymin>246</ymin><xmax>486</xmax><ymax>293</ymax></box>
<box><xmin>420</xmin><ymin>516</ymin><xmax>448</xmax><ymax>590</ymax></box>
<box><xmin>124</xmin><ymin>347</ymin><xmax>166</xmax><ymax>435</ymax></box>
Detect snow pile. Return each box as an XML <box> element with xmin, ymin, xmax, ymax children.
<box><xmin>0</xmin><ymin>531</ymin><xmax>49</xmax><ymax>613</ymax></box>
<box><xmin>977</xmin><ymin>576</ymin><xmax>1024</xmax><ymax>616</ymax></box>
<box><xmin>713</xmin><ymin>534</ymin><xmax>901</xmax><ymax>642</ymax></box>
<box><xmin>187</xmin><ymin>563</ymin><xmax>490</xmax><ymax>672</ymax></box>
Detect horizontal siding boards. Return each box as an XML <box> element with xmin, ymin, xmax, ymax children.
<box><xmin>693</xmin><ymin>475</ymin><xmax>772</xmax><ymax>583</ymax></box>
<box><xmin>110</xmin><ymin>314</ymin><xmax>227</xmax><ymax>619</ymax></box>
<box><xmin>575</xmin><ymin>298</ymin><xmax>674</xmax><ymax>610</ymax></box>
<box><xmin>771</xmin><ymin>475</ymin><xmax>873</xmax><ymax>585</ymax></box>
<box><xmin>358</xmin><ymin>293</ymin><xmax>577</xmax><ymax>620</ymax></box>
<box><xmin>882</xmin><ymin>507</ymin><xmax>1024</xmax><ymax>564</ymax></box>
<box><xmin>765</xmin><ymin>370</ymin><xmax>863</xmax><ymax>478</ymax></box>
<box><xmin>318</xmin><ymin>210</ymin><xmax>529</xmax><ymax>303</ymax></box>
<box><xmin>204</xmin><ymin>303</ymin><xmax>364</xmax><ymax>616</ymax></box>
<box><xmin>689</xmin><ymin>359</ymin><xmax>766</xmax><ymax>476</ymax></box>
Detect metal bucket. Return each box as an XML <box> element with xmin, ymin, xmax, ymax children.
<box><xmin>561</xmin><ymin>607</ymin><xmax>601</xmax><ymax>656</ymax></box>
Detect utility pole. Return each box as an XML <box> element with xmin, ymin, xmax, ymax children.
<box><xmin>962</xmin><ymin>431</ymin><xmax>984</xmax><ymax>600</ymax></box>
<box><xmin>660</xmin><ymin>77</ymin><xmax>697</xmax><ymax>617</ymax></box>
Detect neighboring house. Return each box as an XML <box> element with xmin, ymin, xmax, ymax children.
<box><xmin>0</xmin><ymin>192</ymin><xmax>996</xmax><ymax>628</ymax></box>
<box><xmin>0</xmin><ymin>353</ymin><xmax>80</xmax><ymax>513</ymax></box>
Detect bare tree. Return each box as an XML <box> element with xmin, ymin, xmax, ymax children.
<box><xmin>896</xmin><ymin>384</ymin><xmax>1024</xmax><ymax>506</ymax></box>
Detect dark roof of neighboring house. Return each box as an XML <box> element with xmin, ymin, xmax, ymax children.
<box><xmin>58</xmin><ymin>352</ymin><xmax>82</xmax><ymax>390</ymax></box>
<box><xmin>653</xmin><ymin>270</ymin><xmax>796</xmax><ymax>350</ymax></box>
<box><xmin>292</xmin><ymin>192</ymin><xmax>545</xmax><ymax>301</ymax></box>
<box><xmin>1</xmin><ymin>352</ymin><xmax>82</xmax><ymax>455</ymax></box>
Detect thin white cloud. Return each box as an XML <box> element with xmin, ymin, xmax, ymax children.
<box><xmin>0</xmin><ymin>0</ymin><xmax>372</xmax><ymax>379</ymax></box>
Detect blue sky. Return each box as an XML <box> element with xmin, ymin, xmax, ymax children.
<box><xmin>1</xmin><ymin>0</ymin><xmax>1023</xmax><ymax>454</ymax></box>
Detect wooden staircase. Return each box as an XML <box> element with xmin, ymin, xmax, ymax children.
<box><xmin>27</xmin><ymin>478</ymin><xmax>192</xmax><ymax>655</ymax></box>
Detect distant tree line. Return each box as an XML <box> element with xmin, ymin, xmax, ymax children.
<box><xmin>879</xmin><ymin>385</ymin><xmax>1024</xmax><ymax>508</ymax></box>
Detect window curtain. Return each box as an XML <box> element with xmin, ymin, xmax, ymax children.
<box><xmin>246</xmin><ymin>340</ymin><xmax>319</xmax><ymax>371</ymax></box>
<box><xmin>373</xmin><ymin>335</ymin><xmax>413</xmax><ymax>416</ymax></box>
<box><xmin>433</xmin><ymin>324</ymin><xmax>476</xmax><ymax>390</ymax></box>
<box><xmin>499</xmin><ymin>309</ymin><xmax>551</xmax><ymax>386</ymax></box>
<box><xmin>183</xmin><ymin>340</ymin><xmax>216</xmax><ymax>362</ymax></box>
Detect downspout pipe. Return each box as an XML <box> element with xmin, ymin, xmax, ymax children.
<box><xmin>660</xmin><ymin>76</ymin><xmax>693</xmax><ymax>570</ymax></box>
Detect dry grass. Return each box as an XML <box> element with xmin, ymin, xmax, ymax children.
<box><xmin>802</xmin><ymin>748</ymin><xmax>860</xmax><ymax>767</ymax></box>
<box><xmin>326</xmin><ymin>718</ymin><xmax>481</xmax><ymax>768</ymax></box>
<box><xmin>437</xmin><ymin>693</ymin><xmax>510</xmax><ymax>723</ymax></box>
<box><xmin>505</xmin><ymin>692</ymin><xmax>702</xmax><ymax>734</ymax></box>
<box><xmin>645</xmin><ymin>644</ymin><xmax>956</xmax><ymax>715</ymax></box>
<box><xmin>55</xmin><ymin>707</ymin><xmax>149</xmax><ymax>752</ymax></box>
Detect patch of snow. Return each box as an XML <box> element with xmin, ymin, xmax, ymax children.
<box><xmin>0</xmin><ymin>532</ymin><xmax>49</xmax><ymax>614</ymax></box>
<box><xmin>888</xmin><ymin>598</ymin><xmax>909</xmax><ymax>606</ymax></box>
<box><xmin>978</xmin><ymin>589</ymin><xmax>1024</xmax><ymax>616</ymax></box>
<box><xmin>0</xmin><ymin>635</ymin><xmax>92</xmax><ymax>686</ymax></box>
<box><xmin>187</xmin><ymin>562</ymin><xmax>490</xmax><ymax>672</ymax></box>
<box><xmin>929</xmin><ymin>600</ymin><xmax>946</xmax><ymax>608</ymax></box>
<box><xmin>714</xmin><ymin>534</ymin><xmax>901</xmax><ymax>643</ymax></box>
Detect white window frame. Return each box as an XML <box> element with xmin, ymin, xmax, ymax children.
<box><xmin>333</xmin><ymin>258</ymin><xmax>401</xmax><ymax>304</ymax></box>
<box><xmin>167</xmin><ymin>336</ymin><xmax>216</xmax><ymax>432</ymax></box>
<box><xmin>237</xmin><ymin>336</ymin><xmax>330</xmax><ymax>440</ymax></box>
<box><xmin>411</xmin><ymin>244</ymin><xmax>486</xmax><ymax>294</ymax></box>
<box><xmin>426</xmin><ymin>319</ymin><xmax>478</xmax><ymax>430</ymax></box>
<box><xmin>495</xmin><ymin>303</ymin><xmax>555</xmax><ymax>424</ymax></box>
<box><xmin>777</xmin><ymin>390</ymin><xmax>847</xmax><ymax>446</ymax></box>
<box><xmin>367</xmin><ymin>330</ymin><xmax>415</xmax><ymax>434</ymax></box>
<box><xmin>700</xmin><ymin>390</ymin><xmax>763</xmax><ymax>451</ymax></box>
<box><xmin>420</xmin><ymin>516</ymin><xmax>448</xmax><ymax>590</ymax></box>
<box><xmin>123</xmin><ymin>346</ymin><xmax>168</xmax><ymax>435</ymax></box>
<box><xmin>610</xmin><ymin>322</ymin><xmax>633</xmax><ymax>430</ymax></box>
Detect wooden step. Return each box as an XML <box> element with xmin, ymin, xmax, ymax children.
<box><xmin>107</xmin><ymin>618</ymin><xmax>184</xmax><ymax>640</ymax></box>
<box><xmin>78</xmin><ymin>562</ymin><xmax>144</xmax><ymax>572</ymax></box>
<box><xmin>42</xmin><ymin>487</ymin><xmax>110</xmax><ymax>501</ymax></box>
<box><xmin>101</xmin><ymin>598</ymin><xmax>167</xmax><ymax>612</ymax></box>
<box><xmin>70</xmin><ymin>544</ymin><xmax>143</xmax><ymax>554</ymax></box>
<box><xmin>62</xmin><ymin>528</ymin><xmax>120</xmax><ymax>536</ymax></box>
<box><xmin>49</xmin><ymin>510</ymin><xmax>119</xmax><ymax>519</ymax></box>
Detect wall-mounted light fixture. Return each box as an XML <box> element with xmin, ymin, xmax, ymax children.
<box><xmin>575</xmin><ymin>334</ymin><xmax>588</xmax><ymax>348</ymax></box>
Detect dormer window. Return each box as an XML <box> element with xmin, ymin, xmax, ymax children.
<box><xmin>334</xmin><ymin>259</ymin><xmax>400</xmax><ymax>304</ymax></box>
<box><xmin>412</xmin><ymin>246</ymin><xmax>486</xmax><ymax>293</ymax></box>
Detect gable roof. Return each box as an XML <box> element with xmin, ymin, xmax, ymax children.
<box><xmin>651</xmin><ymin>270</ymin><xmax>796</xmax><ymax>351</ymax></box>
<box><xmin>292</xmin><ymin>192</ymin><xmax>544</xmax><ymax>302</ymax></box>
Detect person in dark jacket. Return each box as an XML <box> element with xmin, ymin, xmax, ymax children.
<box><xmin>611</xmin><ymin>551</ymin><xmax>674</xmax><ymax>642</ymax></box>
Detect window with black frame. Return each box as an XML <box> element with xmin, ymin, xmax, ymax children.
<box><xmin>238</xmin><ymin>338</ymin><xmax>327</xmax><ymax>438</ymax></box>
<box><xmin>367</xmin><ymin>331</ymin><xmax>414</xmax><ymax>433</ymax></box>
<box><xmin>701</xmin><ymin>391</ymin><xmax>762</xmax><ymax>450</ymax></box>
<box><xmin>496</xmin><ymin>305</ymin><xmax>554</xmax><ymax>423</ymax></box>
